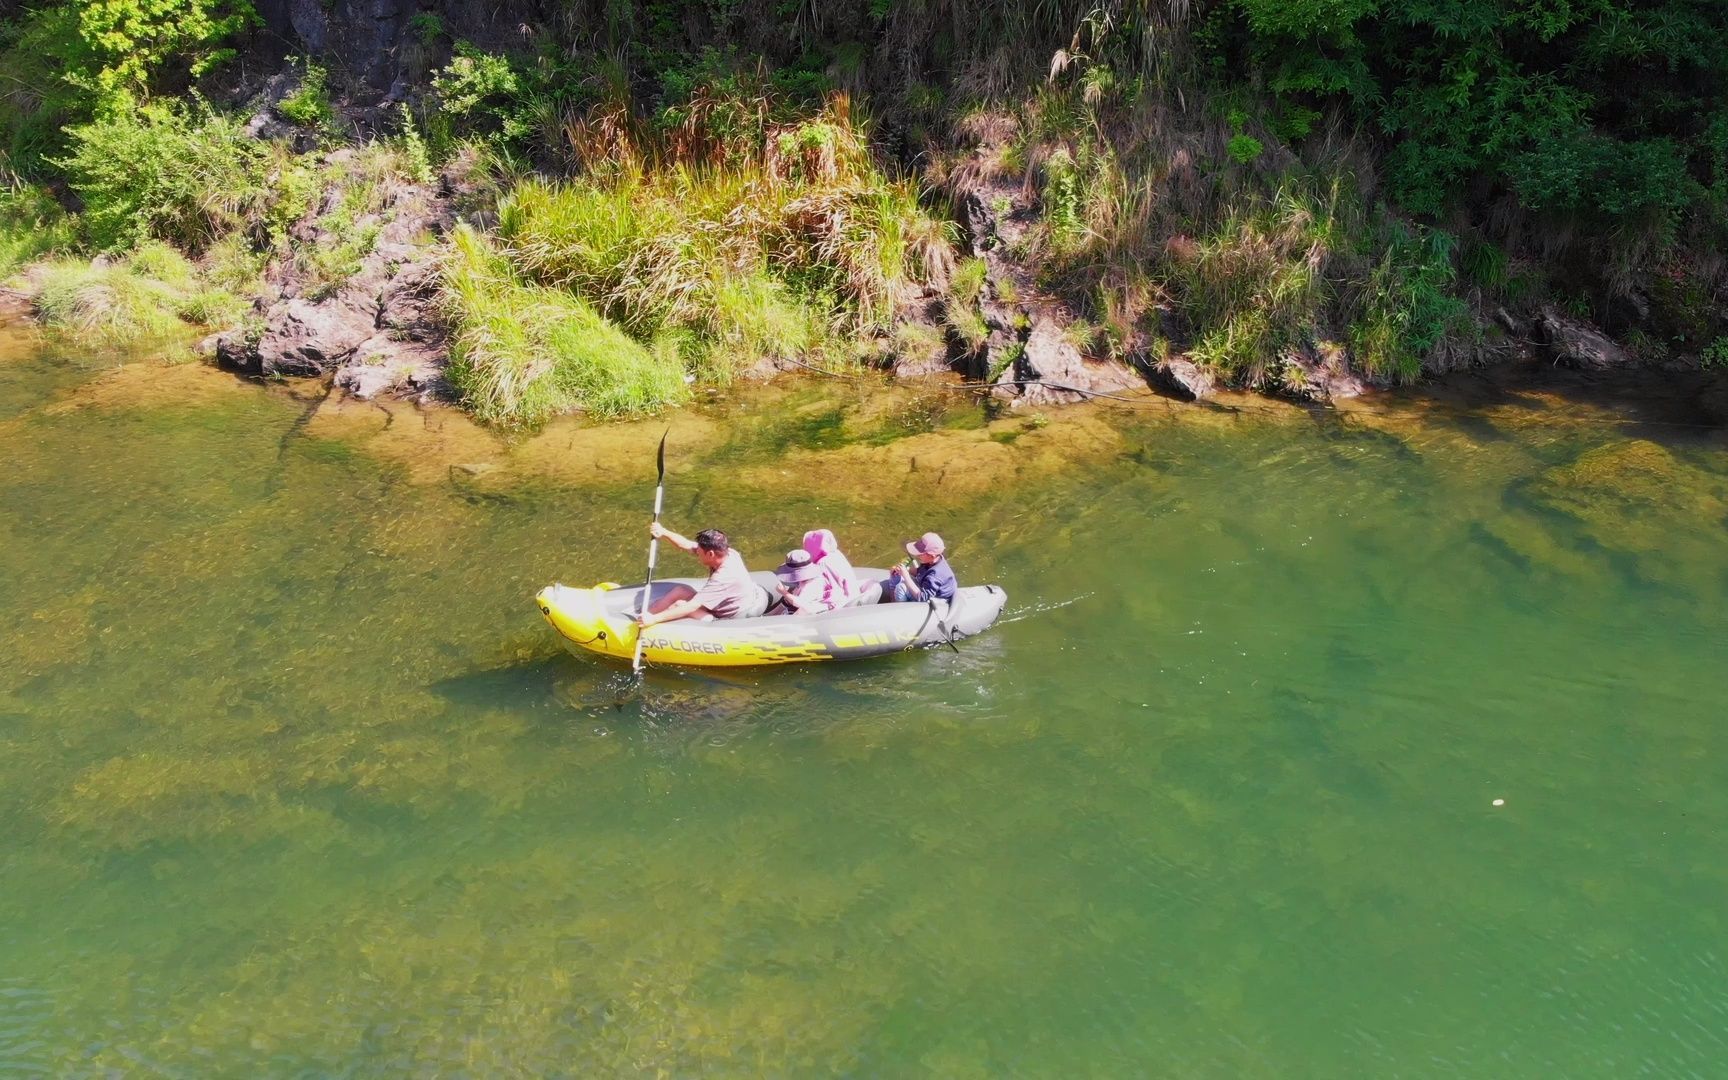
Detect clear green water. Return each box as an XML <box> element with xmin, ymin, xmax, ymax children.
<box><xmin>3</xmin><ymin>340</ymin><xmax>1727</xmax><ymax>1075</ymax></box>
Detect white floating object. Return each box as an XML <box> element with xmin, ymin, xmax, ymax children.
<box><xmin>1492</xmin><ymin>798</ymin><xmax>1505</xmax><ymax>807</ymax></box>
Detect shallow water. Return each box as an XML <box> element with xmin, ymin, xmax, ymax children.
<box><xmin>2</xmin><ymin>337</ymin><xmax>1726</xmax><ymax>1075</ymax></box>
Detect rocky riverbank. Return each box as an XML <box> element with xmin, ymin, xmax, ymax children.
<box><xmin>3</xmin><ymin>1</ymin><xmax>1722</xmax><ymax>425</ymax></box>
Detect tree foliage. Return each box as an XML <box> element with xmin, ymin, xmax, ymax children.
<box><xmin>1211</xmin><ymin>0</ymin><xmax>1728</xmax><ymax>240</ymax></box>
<box><xmin>54</xmin><ymin>0</ymin><xmax>259</xmax><ymax>109</ymax></box>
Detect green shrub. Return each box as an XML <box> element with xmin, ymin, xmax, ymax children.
<box><xmin>394</xmin><ymin>103</ymin><xmax>435</xmax><ymax>184</ymax></box>
<box><xmin>56</xmin><ymin>103</ymin><xmax>267</xmax><ymax>252</ymax></box>
<box><xmin>1043</xmin><ymin>147</ymin><xmax>1083</xmax><ymax>239</ymax></box>
<box><xmin>0</xmin><ymin>182</ymin><xmax>75</xmax><ymax>277</ymax></box>
<box><xmin>1350</xmin><ymin>224</ymin><xmax>1470</xmax><ymax>381</ymax></box>
<box><xmin>276</xmin><ymin>62</ymin><xmax>333</xmax><ymax>129</ymax></box>
<box><xmin>1225</xmin><ymin>108</ymin><xmax>1265</xmax><ymax>165</ymax></box>
<box><xmin>55</xmin><ymin>0</ymin><xmax>259</xmax><ymax>109</ymax></box>
<box><xmin>945</xmin><ymin>302</ymin><xmax>989</xmax><ymax>352</ymax></box>
<box><xmin>1703</xmin><ymin>337</ymin><xmax>1728</xmax><ymax>371</ymax></box>
<box><xmin>950</xmin><ymin>257</ymin><xmax>988</xmax><ymax>306</ymax></box>
<box><xmin>441</xmin><ymin>226</ymin><xmax>689</xmax><ymax>424</ymax></box>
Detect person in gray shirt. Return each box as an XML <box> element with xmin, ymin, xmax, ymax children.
<box><xmin>638</xmin><ymin>525</ymin><xmax>767</xmax><ymax>626</ymax></box>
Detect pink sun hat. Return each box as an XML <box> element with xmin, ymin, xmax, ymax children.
<box><xmin>905</xmin><ymin>532</ymin><xmax>946</xmax><ymax>557</ymax></box>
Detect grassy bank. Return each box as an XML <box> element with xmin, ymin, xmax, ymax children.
<box><xmin>1</xmin><ymin>0</ymin><xmax>1721</xmax><ymax>423</ymax></box>
<box><xmin>443</xmin><ymin>95</ymin><xmax>952</xmax><ymax>422</ymax></box>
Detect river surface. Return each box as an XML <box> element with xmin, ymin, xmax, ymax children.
<box><xmin>3</xmin><ymin>331</ymin><xmax>1727</xmax><ymax>1075</ymax></box>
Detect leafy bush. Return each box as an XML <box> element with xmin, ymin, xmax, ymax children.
<box><xmin>0</xmin><ymin>182</ymin><xmax>75</xmax><ymax>277</ymax></box>
<box><xmin>441</xmin><ymin>226</ymin><xmax>689</xmax><ymax>424</ymax></box>
<box><xmin>394</xmin><ymin>104</ymin><xmax>434</xmax><ymax>184</ymax></box>
<box><xmin>276</xmin><ymin>62</ymin><xmax>333</xmax><ymax>129</ymax></box>
<box><xmin>55</xmin><ymin>103</ymin><xmax>268</xmax><ymax>251</ymax></box>
<box><xmin>432</xmin><ymin>45</ymin><xmax>521</xmax><ymax>129</ymax></box>
<box><xmin>54</xmin><ymin>0</ymin><xmax>259</xmax><ymax>109</ymax></box>
<box><xmin>1225</xmin><ymin>109</ymin><xmax>1263</xmax><ymax>165</ymax></box>
<box><xmin>1042</xmin><ymin>147</ymin><xmax>1084</xmax><ymax>240</ymax></box>
<box><xmin>1208</xmin><ymin>0</ymin><xmax>1728</xmax><ymax>262</ymax></box>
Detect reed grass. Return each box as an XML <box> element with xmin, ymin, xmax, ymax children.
<box><xmin>439</xmin><ymin>92</ymin><xmax>954</xmax><ymax>422</ymax></box>
<box><xmin>32</xmin><ymin>242</ymin><xmax>247</xmax><ymax>350</ymax></box>
<box><xmin>440</xmin><ymin>225</ymin><xmax>688</xmax><ymax>424</ymax></box>
<box><xmin>0</xmin><ymin>181</ymin><xmax>73</xmax><ymax>278</ymax></box>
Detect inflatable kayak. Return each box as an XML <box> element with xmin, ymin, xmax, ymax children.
<box><xmin>536</xmin><ymin>569</ymin><xmax>1007</xmax><ymax>668</ymax></box>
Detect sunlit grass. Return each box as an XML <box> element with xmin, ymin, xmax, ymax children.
<box><xmin>441</xmin><ymin>224</ymin><xmax>689</xmax><ymax>424</ymax></box>
<box><xmin>32</xmin><ymin>241</ymin><xmax>247</xmax><ymax>350</ymax></box>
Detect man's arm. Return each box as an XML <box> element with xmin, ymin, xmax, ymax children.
<box><xmin>640</xmin><ymin>597</ymin><xmax>707</xmax><ymax>626</ymax></box>
<box><xmin>650</xmin><ymin>521</ymin><xmax>699</xmax><ymax>553</ymax></box>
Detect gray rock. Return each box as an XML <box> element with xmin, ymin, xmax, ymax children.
<box><xmin>333</xmin><ymin>336</ymin><xmax>447</xmax><ymax>399</ymax></box>
<box><xmin>992</xmin><ymin>315</ymin><xmax>1139</xmax><ymax>405</ymax></box>
<box><xmin>1144</xmin><ymin>356</ymin><xmax>1216</xmax><ymax>401</ymax></box>
<box><xmin>1538</xmin><ymin>307</ymin><xmax>1630</xmax><ymax>370</ymax></box>
<box><xmin>377</xmin><ymin>262</ymin><xmax>441</xmax><ymax>340</ymax></box>
<box><xmin>1281</xmin><ymin>344</ymin><xmax>1367</xmax><ymax>402</ymax></box>
<box><xmin>252</xmin><ymin>294</ymin><xmax>378</xmax><ymax>376</ymax></box>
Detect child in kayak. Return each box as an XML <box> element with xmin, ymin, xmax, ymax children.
<box><xmin>770</xmin><ymin>549</ymin><xmax>832</xmax><ymax>615</ymax></box>
<box><xmin>883</xmin><ymin>531</ymin><xmax>957</xmax><ymax>603</ymax></box>
<box><xmin>801</xmin><ymin>528</ymin><xmax>859</xmax><ymax>604</ymax></box>
<box><xmin>638</xmin><ymin>524</ymin><xmax>767</xmax><ymax>625</ymax></box>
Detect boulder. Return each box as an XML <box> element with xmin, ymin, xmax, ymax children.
<box><xmin>1144</xmin><ymin>356</ymin><xmax>1216</xmax><ymax>401</ymax></box>
<box><xmin>1280</xmin><ymin>343</ymin><xmax>1367</xmax><ymax>402</ymax></box>
<box><xmin>252</xmin><ymin>294</ymin><xmax>378</xmax><ymax>376</ymax></box>
<box><xmin>1538</xmin><ymin>307</ymin><xmax>1630</xmax><ymax>370</ymax></box>
<box><xmin>377</xmin><ymin>261</ymin><xmax>442</xmax><ymax>340</ymax></box>
<box><xmin>333</xmin><ymin>336</ymin><xmax>448</xmax><ymax>400</ymax></box>
<box><xmin>991</xmin><ymin>315</ymin><xmax>1139</xmax><ymax>406</ymax></box>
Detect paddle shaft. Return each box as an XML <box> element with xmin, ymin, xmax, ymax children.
<box><xmin>630</xmin><ymin>434</ymin><xmax>669</xmax><ymax>674</ymax></box>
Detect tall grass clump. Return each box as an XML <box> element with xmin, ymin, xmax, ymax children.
<box><xmin>441</xmin><ymin>225</ymin><xmax>688</xmax><ymax>425</ymax></box>
<box><xmin>1173</xmin><ymin>186</ymin><xmax>1342</xmax><ymax>382</ymax></box>
<box><xmin>465</xmin><ymin>92</ymin><xmax>952</xmax><ymax>394</ymax></box>
<box><xmin>33</xmin><ymin>241</ymin><xmax>245</xmax><ymax>350</ymax></box>
<box><xmin>0</xmin><ymin>181</ymin><xmax>75</xmax><ymax>277</ymax></box>
<box><xmin>1350</xmin><ymin>223</ymin><xmax>1472</xmax><ymax>380</ymax></box>
<box><xmin>986</xmin><ymin>41</ymin><xmax>1481</xmax><ymax>386</ymax></box>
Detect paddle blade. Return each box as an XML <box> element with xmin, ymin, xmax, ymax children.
<box><xmin>655</xmin><ymin>428</ymin><xmax>668</xmax><ymax>482</ymax></box>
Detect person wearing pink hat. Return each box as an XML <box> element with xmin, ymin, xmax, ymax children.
<box><xmin>882</xmin><ymin>531</ymin><xmax>957</xmax><ymax>603</ymax></box>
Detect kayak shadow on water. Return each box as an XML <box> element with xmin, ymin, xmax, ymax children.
<box><xmin>428</xmin><ymin>640</ymin><xmax>1003</xmax><ymax>739</ymax></box>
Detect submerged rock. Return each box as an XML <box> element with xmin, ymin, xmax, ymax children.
<box><xmin>1514</xmin><ymin>439</ymin><xmax>1728</xmax><ymax>588</ymax></box>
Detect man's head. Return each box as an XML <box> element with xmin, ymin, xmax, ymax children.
<box><xmin>695</xmin><ymin>528</ymin><xmax>730</xmax><ymax>570</ymax></box>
